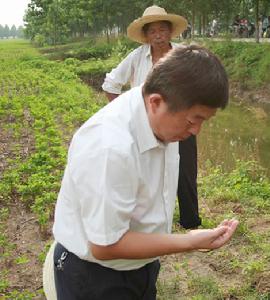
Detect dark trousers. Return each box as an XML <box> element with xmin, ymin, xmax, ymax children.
<box><xmin>54</xmin><ymin>243</ymin><xmax>160</xmax><ymax>300</ymax></box>
<box><xmin>178</xmin><ymin>135</ymin><xmax>201</xmax><ymax>229</ymax></box>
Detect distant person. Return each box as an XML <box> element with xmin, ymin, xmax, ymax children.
<box><xmin>259</xmin><ymin>17</ymin><xmax>263</xmax><ymax>38</ymax></box>
<box><xmin>264</xmin><ymin>16</ymin><xmax>270</xmax><ymax>38</ymax></box>
<box><xmin>262</xmin><ymin>15</ymin><xmax>269</xmax><ymax>37</ymax></box>
<box><xmin>182</xmin><ymin>21</ymin><xmax>192</xmax><ymax>39</ymax></box>
<box><xmin>232</xmin><ymin>14</ymin><xmax>241</xmax><ymax>26</ymax></box>
<box><xmin>210</xmin><ymin>19</ymin><xmax>218</xmax><ymax>36</ymax></box>
<box><xmin>102</xmin><ymin>5</ymin><xmax>202</xmax><ymax>230</ymax></box>
<box><xmin>247</xmin><ymin>20</ymin><xmax>255</xmax><ymax>37</ymax></box>
<box><xmin>232</xmin><ymin>14</ymin><xmax>241</xmax><ymax>36</ymax></box>
<box><xmin>44</xmin><ymin>45</ymin><xmax>239</xmax><ymax>300</ymax></box>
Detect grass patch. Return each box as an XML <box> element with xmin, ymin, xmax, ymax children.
<box><xmin>205</xmin><ymin>41</ymin><xmax>270</xmax><ymax>88</ymax></box>
<box><xmin>1</xmin><ymin>39</ymin><xmax>270</xmax><ymax>299</ymax></box>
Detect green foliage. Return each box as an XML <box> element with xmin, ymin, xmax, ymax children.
<box><xmin>187</xmin><ymin>275</ymin><xmax>223</xmax><ymax>299</ymax></box>
<box><xmin>0</xmin><ymin>40</ymin><xmax>101</xmax><ymax>230</ymax></box>
<box><xmin>0</xmin><ymin>24</ymin><xmax>24</xmax><ymax>39</ymax></box>
<box><xmin>0</xmin><ymin>208</ymin><xmax>9</xmax><ymax>221</ymax></box>
<box><xmin>64</xmin><ymin>57</ymin><xmax>81</xmax><ymax>66</ymax></box>
<box><xmin>15</xmin><ymin>255</ymin><xmax>30</xmax><ymax>265</ymax></box>
<box><xmin>63</xmin><ymin>38</ymin><xmax>137</xmax><ymax>80</ymax></box>
<box><xmin>60</xmin><ymin>38</ymin><xmax>134</xmax><ymax>61</ymax></box>
<box><xmin>1</xmin><ymin>37</ymin><xmax>270</xmax><ymax>300</ymax></box>
<box><xmin>242</xmin><ymin>260</ymin><xmax>265</xmax><ymax>277</ymax></box>
<box><xmin>1</xmin><ymin>290</ymin><xmax>37</xmax><ymax>300</ymax></box>
<box><xmin>46</xmin><ymin>38</ymin><xmax>270</xmax><ymax>92</ymax></box>
<box><xmin>112</xmin><ymin>37</ymin><xmax>138</xmax><ymax>57</ymax></box>
<box><xmin>38</xmin><ymin>241</ymin><xmax>52</xmax><ymax>263</ymax></box>
<box><xmin>33</xmin><ymin>34</ymin><xmax>46</xmax><ymax>47</ymax></box>
<box><xmin>199</xmin><ymin>160</ymin><xmax>270</xmax><ymax>208</ymax></box>
<box><xmin>0</xmin><ymin>278</ymin><xmax>9</xmax><ymax>294</ymax></box>
<box><xmin>69</xmin><ymin>43</ymin><xmax>114</xmax><ymax>60</ymax></box>
<box><xmin>75</xmin><ymin>57</ymin><xmax>120</xmax><ymax>76</ymax></box>
<box><xmin>23</xmin><ymin>0</ymin><xmax>270</xmax><ymax>45</ymax></box>
<box><xmin>206</xmin><ymin>41</ymin><xmax>270</xmax><ymax>88</ymax></box>
<box><xmin>0</xmin><ymin>38</ymin><xmax>102</xmax><ymax>300</ymax></box>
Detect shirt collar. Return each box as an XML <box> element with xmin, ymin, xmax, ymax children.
<box><xmin>132</xmin><ymin>86</ymin><xmax>165</xmax><ymax>153</ymax></box>
<box><xmin>145</xmin><ymin>44</ymin><xmax>151</xmax><ymax>58</ymax></box>
<box><xmin>145</xmin><ymin>42</ymin><xmax>176</xmax><ymax>58</ymax></box>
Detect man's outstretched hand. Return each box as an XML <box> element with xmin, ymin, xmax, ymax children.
<box><xmin>187</xmin><ymin>219</ymin><xmax>239</xmax><ymax>251</ymax></box>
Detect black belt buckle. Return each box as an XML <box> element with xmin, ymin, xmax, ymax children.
<box><xmin>56</xmin><ymin>251</ymin><xmax>68</xmax><ymax>271</ymax></box>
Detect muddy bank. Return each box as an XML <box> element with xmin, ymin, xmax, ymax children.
<box><xmin>79</xmin><ymin>72</ymin><xmax>270</xmax><ymax>106</ymax></box>
<box><xmin>230</xmin><ymin>82</ymin><xmax>270</xmax><ymax>105</ymax></box>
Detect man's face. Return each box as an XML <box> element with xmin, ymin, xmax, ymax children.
<box><xmin>145</xmin><ymin>21</ymin><xmax>172</xmax><ymax>49</ymax></box>
<box><xmin>147</xmin><ymin>95</ymin><xmax>217</xmax><ymax>143</ymax></box>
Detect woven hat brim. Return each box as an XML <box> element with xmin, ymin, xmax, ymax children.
<box><xmin>127</xmin><ymin>14</ymin><xmax>187</xmax><ymax>44</ymax></box>
<box><xmin>43</xmin><ymin>241</ymin><xmax>57</xmax><ymax>300</ymax></box>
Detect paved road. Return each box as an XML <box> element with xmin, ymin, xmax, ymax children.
<box><xmin>199</xmin><ymin>37</ymin><xmax>270</xmax><ymax>43</ymax></box>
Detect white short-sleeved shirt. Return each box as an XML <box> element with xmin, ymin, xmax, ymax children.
<box><xmin>102</xmin><ymin>43</ymin><xmax>179</xmax><ymax>94</ymax></box>
<box><xmin>53</xmin><ymin>86</ymin><xmax>179</xmax><ymax>270</ymax></box>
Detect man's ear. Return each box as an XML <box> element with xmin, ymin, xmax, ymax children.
<box><xmin>148</xmin><ymin>93</ymin><xmax>164</xmax><ymax>113</ymax></box>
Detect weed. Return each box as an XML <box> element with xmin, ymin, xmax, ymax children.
<box><xmin>15</xmin><ymin>255</ymin><xmax>30</xmax><ymax>265</ymax></box>
<box><xmin>187</xmin><ymin>275</ymin><xmax>223</xmax><ymax>299</ymax></box>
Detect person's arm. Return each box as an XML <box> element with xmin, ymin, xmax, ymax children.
<box><xmin>105</xmin><ymin>92</ymin><xmax>120</xmax><ymax>102</ymax></box>
<box><xmin>102</xmin><ymin>49</ymin><xmax>137</xmax><ymax>99</ymax></box>
<box><xmin>91</xmin><ymin>219</ymin><xmax>239</xmax><ymax>260</ymax></box>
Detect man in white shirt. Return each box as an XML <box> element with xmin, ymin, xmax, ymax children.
<box><xmin>102</xmin><ymin>5</ymin><xmax>202</xmax><ymax>230</ymax></box>
<box><xmin>50</xmin><ymin>45</ymin><xmax>238</xmax><ymax>300</ymax></box>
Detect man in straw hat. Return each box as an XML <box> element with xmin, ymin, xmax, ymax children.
<box><xmin>102</xmin><ymin>5</ymin><xmax>202</xmax><ymax>231</ymax></box>
<box><xmin>47</xmin><ymin>45</ymin><xmax>239</xmax><ymax>300</ymax></box>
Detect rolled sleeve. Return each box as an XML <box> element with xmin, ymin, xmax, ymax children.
<box><xmin>102</xmin><ymin>51</ymin><xmax>135</xmax><ymax>94</ymax></box>
<box><xmin>71</xmin><ymin>148</ymin><xmax>139</xmax><ymax>246</ymax></box>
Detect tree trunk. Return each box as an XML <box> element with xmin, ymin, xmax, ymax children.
<box><xmin>104</xmin><ymin>5</ymin><xmax>110</xmax><ymax>43</ymax></box>
<box><xmin>255</xmin><ymin>0</ymin><xmax>260</xmax><ymax>43</ymax></box>
<box><xmin>106</xmin><ymin>27</ymin><xmax>110</xmax><ymax>43</ymax></box>
<box><xmin>198</xmin><ymin>14</ymin><xmax>202</xmax><ymax>36</ymax></box>
<box><xmin>202</xmin><ymin>13</ymin><xmax>206</xmax><ymax>36</ymax></box>
<box><xmin>191</xmin><ymin>6</ymin><xmax>195</xmax><ymax>37</ymax></box>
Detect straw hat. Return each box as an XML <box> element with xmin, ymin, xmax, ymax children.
<box><xmin>43</xmin><ymin>241</ymin><xmax>57</xmax><ymax>300</ymax></box>
<box><xmin>127</xmin><ymin>5</ymin><xmax>187</xmax><ymax>44</ymax></box>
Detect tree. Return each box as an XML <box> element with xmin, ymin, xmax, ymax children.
<box><xmin>254</xmin><ymin>0</ymin><xmax>259</xmax><ymax>42</ymax></box>
<box><xmin>24</xmin><ymin>0</ymin><xmax>69</xmax><ymax>45</ymax></box>
<box><xmin>45</xmin><ymin>0</ymin><xmax>69</xmax><ymax>45</ymax></box>
<box><xmin>24</xmin><ymin>0</ymin><xmax>53</xmax><ymax>41</ymax></box>
<box><xmin>0</xmin><ymin>25</ymin><xmax>4</xmax><ymax>39</ymax></box>
<box><xmin>10</xmin><ymin>25</ymin><xmax>17</xmax><ymax>38</ymax></box>
<box><xmin>4</xmin><ymin>25</ymin><xmax>10</xmax><ymax>38</ymax></box>
<box><xmin>23</xmin><ymin>0</ymin><xmax>270</xmax><ymax>45</ymax></box>
<box><xmin>17</xmin><ymin>26</ymin><xmax>25</xmax><ymax>38</ymax></box>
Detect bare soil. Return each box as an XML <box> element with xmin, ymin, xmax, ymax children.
<box><xmin>0</xmin><ymin>113</ymin><xmax>48</xmax><ymax>299</ymax></box>
<box><xmin>0</xmin><ymin>87</ymin><xmax>269</xmax><ymax>299</ymax></box>
<box><xmin>2</xmin><ymin>205</ymin><xmax>49</xmax><ymax>299</ymax></box>
<box><xmin>230</xmin><ymin>82</ymin><xmax>270</xmax><ymax>105</ymax></box>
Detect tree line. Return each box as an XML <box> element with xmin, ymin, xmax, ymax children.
<box><xmin>24</xmin><ymin>0</ymin><xmax>270</xmax><ymax>45</ymax></box>
<box><xmin>0</xmin><ymin>25</ymin><xmax>24</xmax><ymax>39</ymax></box>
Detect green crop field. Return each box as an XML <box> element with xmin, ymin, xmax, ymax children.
<box><xmin>0</xmin><ymin>40</ymin><xmax>269</xmax><ymax>299</ymax></box>
<box><xmin>0</xmin><ymin>40</ymin><xmax>101</xmax><ymax>299</ymax></box>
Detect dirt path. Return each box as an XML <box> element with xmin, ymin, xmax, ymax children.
<box><xmin>1</xmin><ymin>84</ymin><xmax>269</xmax><ymax>298</ymax></box>
<box><xmin>196</xmin><ymin>37</ymin><xmax>270</xmax><ymax>43</ymax></box>
<box><xmin>2</xmin><ymin>205</ymin><xmax>50</xmax><ymax>299</ymax></box>
<box><xmin>0</xmin><ymin>115</ymin><xmax>49</xmax><ymax>299</ymax></box>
